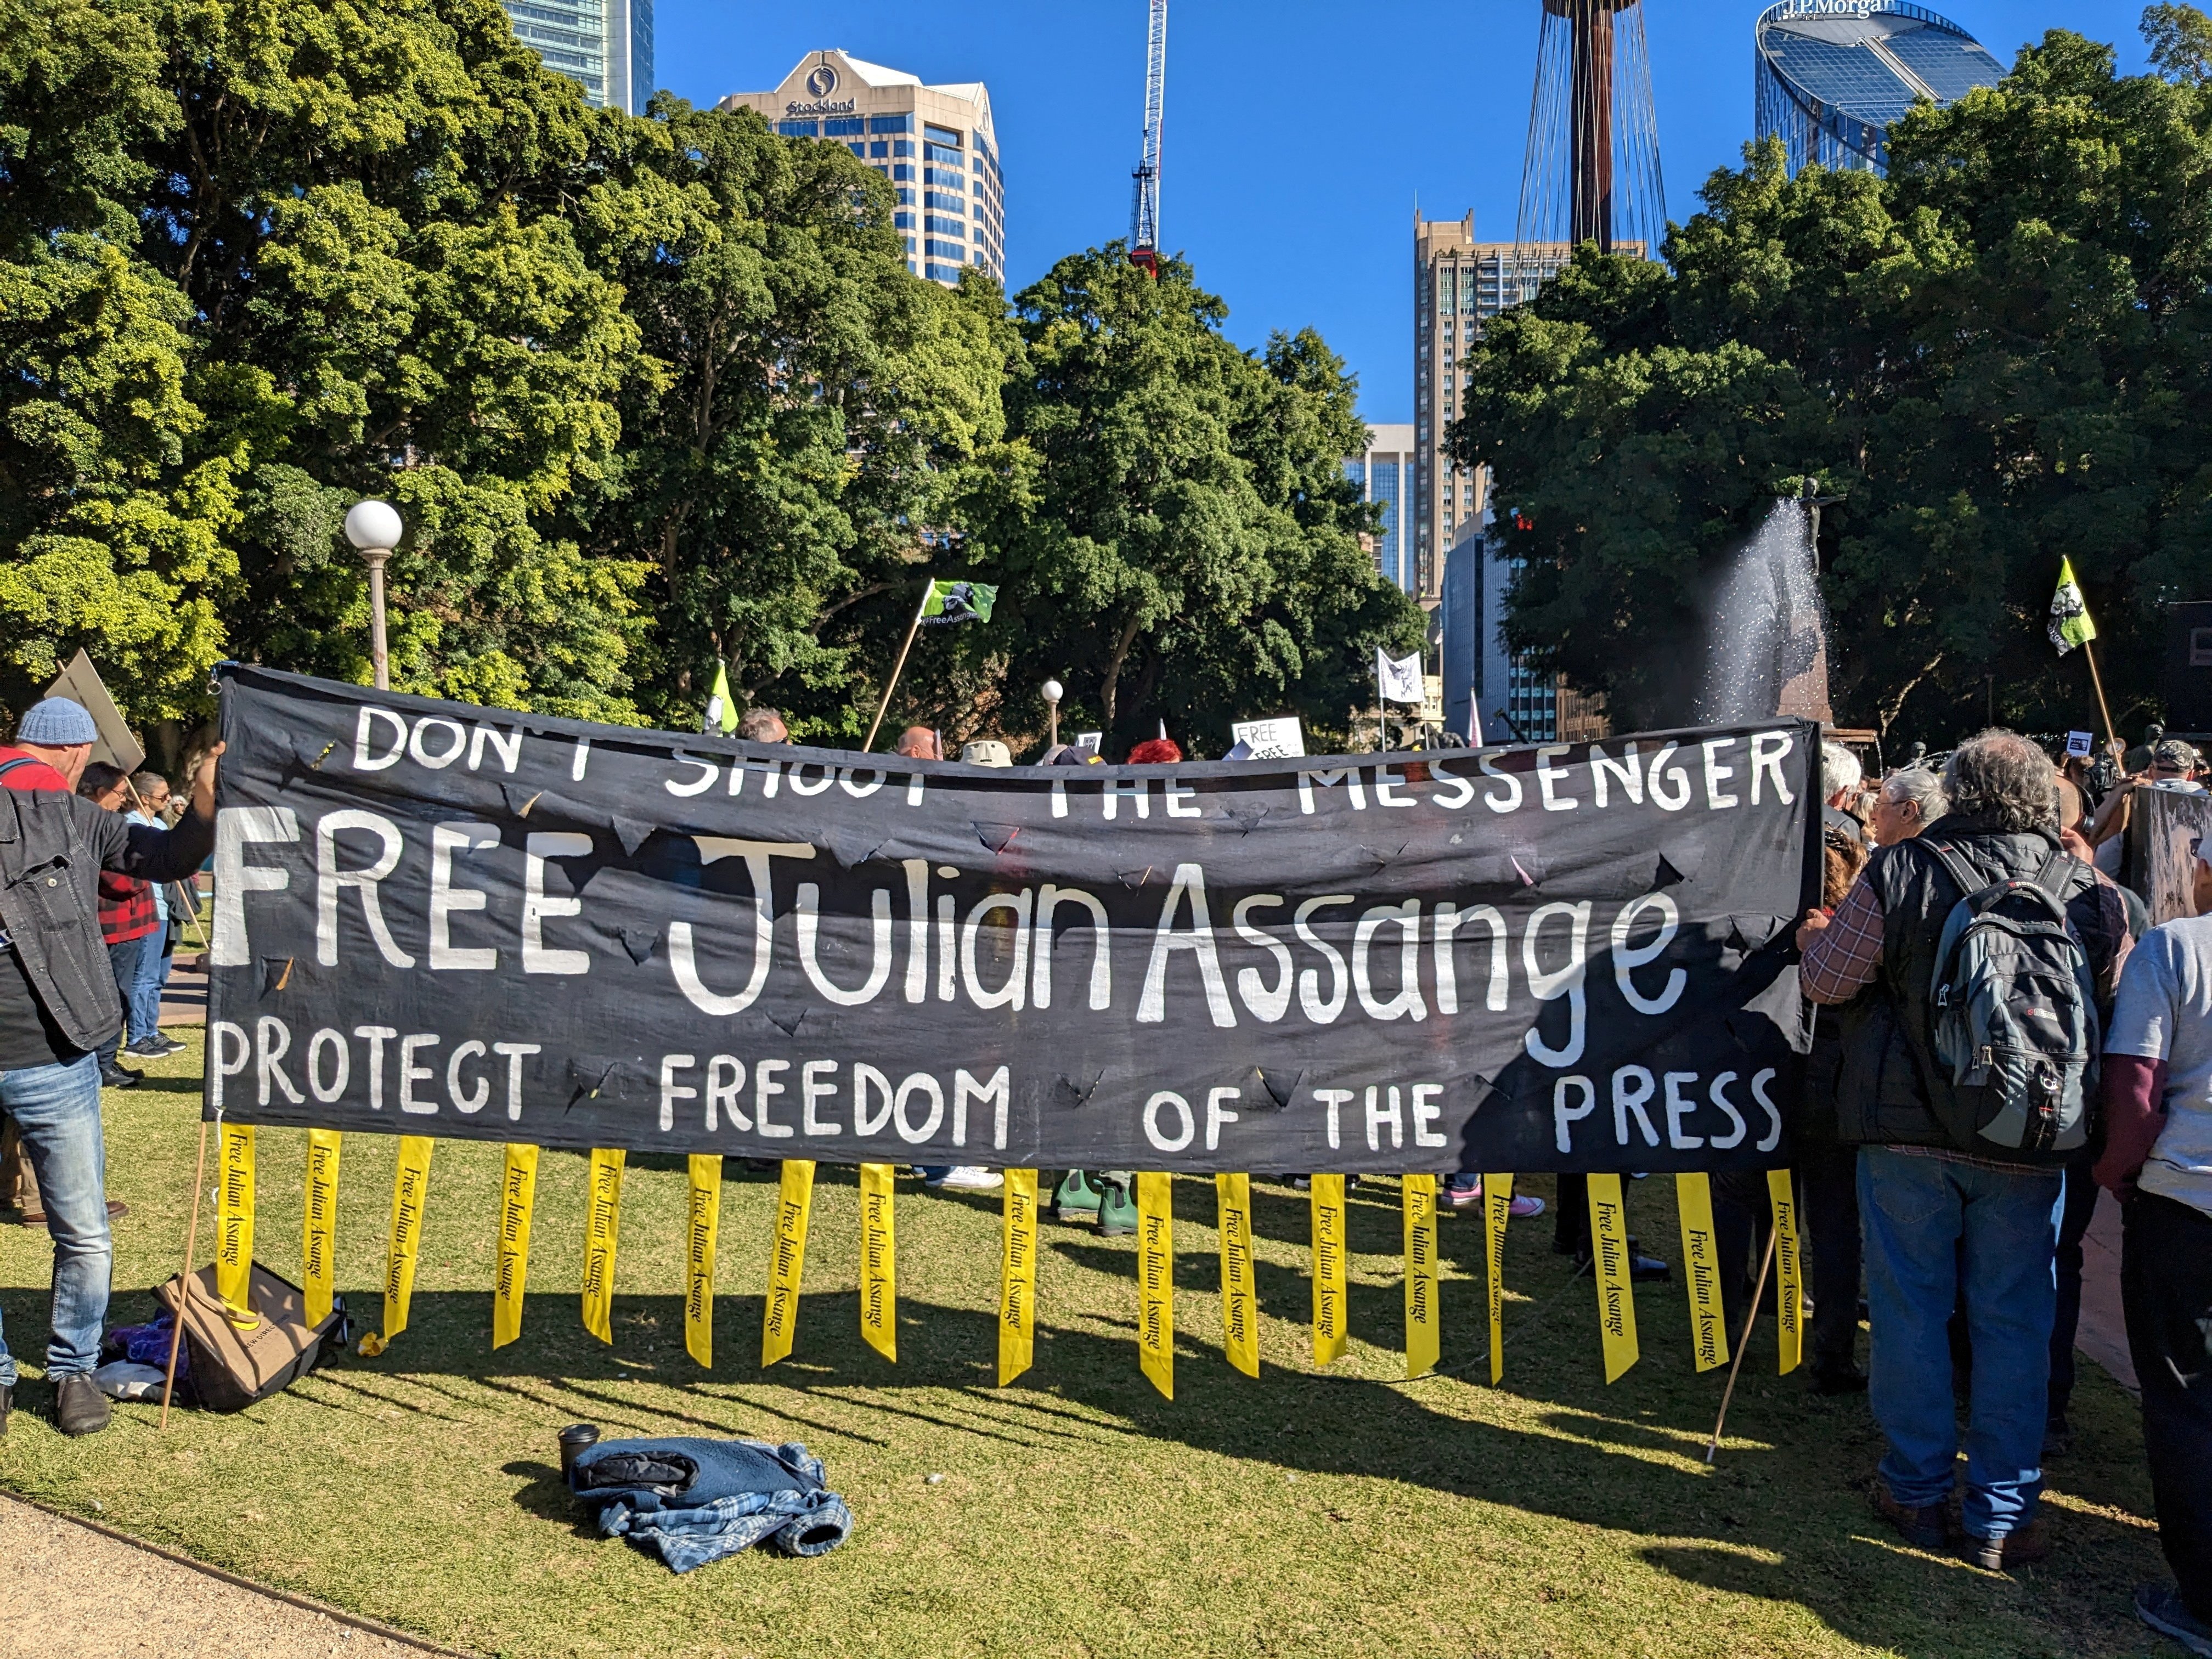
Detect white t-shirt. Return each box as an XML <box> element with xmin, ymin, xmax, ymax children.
<box><xmin>2104</xmin><ymin>917</ymin><xmax>2212</xmax><ymax>1217</ymax></box>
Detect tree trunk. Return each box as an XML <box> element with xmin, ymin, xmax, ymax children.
<box><xmin>1100</xmin><ymin>615</ymin><xmax>1143</xmax><ymax>732</ymax></box>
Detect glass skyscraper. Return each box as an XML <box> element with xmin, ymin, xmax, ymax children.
<box><xmin>1345</xmin><ymin>425</ymin><xmax>1415</xmax><ymax>595</ymax></box>
<box><xmin>502</xmin><ymin>0</ymin><xmax>653</xmax><ymax>115</ymax></box>
<box><xmin>719</xmin><ymin>51</ymin><xmax>1006</xmax><ymax>287</ymax></box>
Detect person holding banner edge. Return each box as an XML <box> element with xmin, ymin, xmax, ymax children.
<box><xmin>0</xmin><ymin>696</ymin><xmax>222</xmax><ymax>1438</ymax></box>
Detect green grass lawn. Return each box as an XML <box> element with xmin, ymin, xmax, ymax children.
<box><xmin>0</xmin><ymin>1033</ymin><xmax>2177</xmax><ymax>1658</ymax></box>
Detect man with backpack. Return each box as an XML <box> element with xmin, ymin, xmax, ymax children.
<box><xmin>1797</xmin><ymin>730</ymin><xmax>2128</xmax><ymax>1572</ymax></box>
<box><xmin>0</xmin><ymin>698</ymin><xmax>222</xmax><ymax>1438</ymax></box>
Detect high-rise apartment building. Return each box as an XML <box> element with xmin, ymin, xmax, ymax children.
<box><xmin>1345</xmin><ymin>425</ymin><xmax>1415</xmax><ymax>595</ymax></box>
<box><xmin>502</xmin><ymin>0</ymin><xmax>653</xmax><ymax>115</ymax></box>
<box><xmin>720</xmin><ymin>51</ymin><xmax>1005</xmax><ymax>288</ymax></box>
<box><xmin>1413</xmin><ymin>216</ymin><xmax>1570</xmax><ymax>606</ymax></box>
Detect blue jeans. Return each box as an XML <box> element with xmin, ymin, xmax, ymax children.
<box><xmin>1860</xmin><ymin>1147</ymin><xmax>2063</xmax><ymax>1540</ymax></box>
<box><xmin>127</xmin><ymin>936</ymin><xmax>170</xmax><ymax>1045</ymax></box>
<box><xmin>0</xmin><ymin>1053</ymin><xmax>111</xmax><ymax>1384</ymax></box>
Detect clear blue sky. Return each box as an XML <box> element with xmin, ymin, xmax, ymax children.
<box><xmin>653</xmin><ymin>0</ymin><xmax>2156</xmax><ymax>426</ymax></box>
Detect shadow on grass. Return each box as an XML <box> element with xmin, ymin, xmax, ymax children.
<box><xmin>54</xmin><ymin>1271</ymin><xmax>2145</xmax><ymax>1659</ymax></box>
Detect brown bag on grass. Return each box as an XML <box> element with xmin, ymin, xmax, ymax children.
<box><xmin>153</xmin><ymin>1262</ymin><xmax>346</xmax><ymax>1412</ymax></box>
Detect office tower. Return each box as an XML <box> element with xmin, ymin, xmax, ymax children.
<box><xmin>1412</xmin><ymin>216</ymin><xmax>1571</xmax><ymax>607</ymax></box>
<box><xmin>1345</xmin><ymin>425</ymin><xmax>1415</xmax><ymax>595</ymax></box>
<box><xmin>502</xmin><ymin>0</ymin><xmax>653</xmax><ymax>116</ymax></box>
<box><xmin>719</xmin><ymin>50</ymin><xmax>1006</xmax><ymax>287</ymax></box>
<box><xmin>1756</xmin><ymin>0</ymin><xmax>2003</xmax><ymax>175</ymax></box>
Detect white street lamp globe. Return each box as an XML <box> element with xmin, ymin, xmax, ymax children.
<box><xmin>344</xmin><ymin>499</ymin><xmax>404</xmax><ymax>552</ymax></box>
<box><xmin>1042</xmin><ymin>679</ymin><xmax>1064</xmax><ymax>705</ymax></box>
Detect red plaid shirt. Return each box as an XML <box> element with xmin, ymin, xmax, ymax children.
<box><xmin>98</xmin><ymin>871</ymin><xmax>159</xmax><ymax>945</ymax></box>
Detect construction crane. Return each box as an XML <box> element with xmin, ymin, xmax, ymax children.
<box><xmin>1128</xmin><ymin>0</ymin><xmax>1166</xmax><ymax>274</ymax></box>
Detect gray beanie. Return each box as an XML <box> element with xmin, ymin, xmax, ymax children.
<box><xmin>16</xmin><ymin>697</ymin><xmax>98</xmax><ymax>747</ymax></box>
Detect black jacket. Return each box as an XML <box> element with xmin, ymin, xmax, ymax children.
<box><xmin>0</xmin><ymin>786</ymin><xmax>214</xmax><ymax>1052</ymax></box>
<box><xmin>1834</xmin><ymin>813</ymin><xmax>2124</xmax><ymax>1162</ymax></box>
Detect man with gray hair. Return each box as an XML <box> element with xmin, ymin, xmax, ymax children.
<box><xmin>1822</xmin><ymin>739</ymin><xmax>1868</xmax><ymax>847</ymax></box>
<box><xmin>1797</xmin><ymin>730</ymin><xmax>2129</xmax><ymax>1571</ymax></box>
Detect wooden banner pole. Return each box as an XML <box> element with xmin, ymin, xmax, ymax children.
<box><xmin>1704</xmin><ymin>1222</ymin><xmax>1779</xmax><ymax>1464</ymax></box>
<box><xmin>159</xmin><ymin>1117</ymin><xmax>211</xmax><ymax>1429</ymax></box>
<box><xmin>862</xmin><ymin>582</ymin><xmax>935</xmax><ymax>753</ymax></box>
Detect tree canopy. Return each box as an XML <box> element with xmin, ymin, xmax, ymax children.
<box><xmin>1453</xmin><ymin>10</ymin><xmax>2212</xmax><ymax>742</ymax></box>
<box><xmin>0</xmin><ymin>0</ymin><xmax>1408</xmax><ymax>759</ymax></box>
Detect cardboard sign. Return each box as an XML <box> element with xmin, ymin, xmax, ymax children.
<box><xmin>1229</xmin><ymin>716</ymin><xmax>1305</xmax><ymax>759</ymax></box>
<box><xmin>45</xmin><ymin>649</ymin><xmax>145</xmax><ymax>772</ymax></box>
<box><xmin>2066</xmin><ymin>731</ymin><xmax>2094</xmax><ymax>759</ymax></box>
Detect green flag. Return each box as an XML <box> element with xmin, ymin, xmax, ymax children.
<box><xmin>2049</xmin><ymin>560</ymin><xmax>2096</xmax><ymax>656</ymax></box>
<box><xmin>920</xmin><ymin>579</ymin><xmax>997</xmax><ymax>626</ymax></box>
<box><xmin>702</xmin><ymin>660</ymin><xmax>737</xmax><ymax>735</ymax></box>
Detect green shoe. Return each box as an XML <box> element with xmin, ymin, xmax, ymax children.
<box><xmin>1096</xmin><ymin>1175</ymin><xmax>1137</xmax><ymax>1238</ymax></box>
<box><xmin>1053</xmin><ymin>1169</ymin><xmax>1101</xmax><ymax>1221</ymax></box>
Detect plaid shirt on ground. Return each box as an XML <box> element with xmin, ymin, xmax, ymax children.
<box><xmin>98</xmin><ymin>870</ymin><xmax>157</xmax><ymax>945</ymax></box>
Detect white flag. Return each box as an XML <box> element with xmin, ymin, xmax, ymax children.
<box><xmin>1375</xmin><ymin>647</ymin><xmax>1425</xmax><ymax>706</ymax></box>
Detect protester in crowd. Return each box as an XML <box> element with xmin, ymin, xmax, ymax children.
<box><xmin>123</xmin><ymin>771</ymin><xmax>183</xmax><ymax>1060</ymax></box>
<box><xmin>0</xmin><ymin>697</ymin><xmax>222</xmax><ymax>1437</ymax></box>
<box><xmin>1127</xmin><ymin>736</ymin><xmax>1182</xmax><ymax>765</ymax></box>
<box><xmin>2086</xmin><ymin>738</ymin><xmax>2206</xmax><ymax>870</ymax></box>
<box><xmin>1869</xmin><ymin>766</ymin><xmax>1946</xmax><ymax>848</ymax></box>
<box><xmin>1821</xmin><ymin>740</ymin><xmax>1869</xmax><ymax>846</ymax></box>
<box><xmin>1798</xmin><ymin>729</ymin><xmax>2130</xmax><ymax>1569</ymax></box>
<box><xmin>959</xmin><ymin>740</ymin><xmax>1011</xmax><ymax>767</ymax></box>
<box><xmin>893</xmin><ymin>726</ymin><xmax>941</xmax><ymax>760</ymax></box>
<box><xmin>0</xmin><ymin>709</ymin><xmax>75</xmax><ymax>1229</ymax></box>
<box><xmin>737</xmin><ymin>708</ymin><xmax>790</xmax><ymax>743</ymax></box>
<box><xmin>2096</xmin><ymin>842</ymin><xmax>2212</xmax><ymax>1655</ymax></box>
<box><xmin>76</xmin><ymin>763</ymin><xmax>163</xmax><ymax>1090</ymax></box>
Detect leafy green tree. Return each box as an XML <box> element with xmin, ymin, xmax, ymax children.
<box><xmin>1454</xmin><ymin>13</ymin><xmax>2212</xmax><ymax>743</ymax></box>
<box><xmin>940</xmin><ymin>245</ymin><xmax>1420</xmax><ymax>755</ymax></box>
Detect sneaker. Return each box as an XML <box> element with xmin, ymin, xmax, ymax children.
<box><xmin>1053</xmin><ymin>1170</ymin><xmax>1101</xmax><ymax>1220</ymax></box>
<box><xmin>1960</xmin><ymin>1517</ymin><xmax>2050</xmax><ymax>1572</ymax></box>
<box><xmin>126</xmin><ymin>1034</ymin><xmax>184</xmax><ymax>1058</ymax></box>
<box><xmin>1443</xmin><ymin>1177</ymin><xmax>1483</xmax><ymax>1209</ymax></box>
<box><xmin>1</xmin><ymin>1380</ymin><xmax>11</xmax><ymax>1436</ymax></box>
<box><xmin>2137</xmin><ymin>1583</ymin><xmax>2212</xmax><ymax>1656</ymax></box>
<box><xmin>934</xmin><ymin>1167</ymin><xmax>1002</xmax><ymax>1192</ymax></box>
<box><xmin>99</xmin><ymin>1063</ymin><xmax>141</xmax><ymax>1090</ymax></box>
<box><xmin>52</xmin><ymin>1372</ymin><xmax>111</xmax><ymax>1437</ymax></box>
<box><xmin>1508</xmin><ymin>1194</ymin><xmax>1547</xmax><ymax>1220</ymax></box>
<box><xmin>1874</xmin><ymin>1486</ymin><xmax>1952</xmax><ymax>1551</ymax></box>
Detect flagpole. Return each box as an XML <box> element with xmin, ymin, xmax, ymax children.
<box><xmin>864</xmin><ymin>582</ymin><xmax>935</xmax><ymax>753</ymax></box>
<box><xmin>2081</xmin><ymin>639</ymin><xmax>2118</xmax><ymax>754</ymax></box>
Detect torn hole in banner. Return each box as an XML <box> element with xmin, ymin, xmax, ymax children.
<box><xmin>1356</xmin><ymin>843</ymin><xmax>1409</xmax><ymax>873</ymax></box>
<box><xmin>1116</xmin><ymin>867</ymin><xmax>1154</xmax><ymax>889</ymax></box>
<box><xmin>1506</xmin><ymin>848</ymin><xmax>1545</xmax><ymax>888</ymax></box>
<box><xmin>1051</xmin><ymin>1070</ymin><xmax>1104</xmax><ymax>1110</ymax></box>
<box><xmin>1223</xmin><ymin>805</ymin><xmax>1272</xmax><ymax>836</ymax></box>
<box><xmin>260</xmin><ymin>956</ymin><xmax>295</xmax><ymax>994</ymax></box>
<box><xmin>764</xmin><ymin>1007</ymin><xmax>814</xmax><ymax>1039</ymax></box>
<box><xmin>500</xmin><ymin>781</ymin><xmax>548</xmax><ymax>819</ymax></box>
<box><xmin>618</xmin><ymin>926</ymin><xmax>659</xmax><ymax>965</ymax></box>
<box><xmin>825</xmin><ymin>829</ymin><xmax>886</xmax><ymax>870</ymax></box>
<box><xmin>289</xmin><ymin>736</ymin><xmax>339</xmax><ymax>773</ymax></box>
<box><xmin>1251</xmin><ymin>1067</ymin><xmax>1304</xmax><ymax>1113</ymax></box>
<box><xmin>566</xmin><ymin>1057</ymin><xmax>622</xmax><ymax>1106</ymax></box>
<box><xmin>1654</xmin><ymin>851</ymin><xmax>1693</xmax><ymax>888</ymax></box>
<box><xmin>611</xmin><ymin>815</ymin><xmax>654</xmax><ymax>856</ymax></box>
<box><xmin>973</xmin><ymin>822</ymin><xmax>1022</xmax><ymax>855</ymax></box>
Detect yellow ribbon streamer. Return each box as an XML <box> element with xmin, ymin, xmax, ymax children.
<box><xmin>493</xmin><ymin>1144</ymin><xmax>538</xmax><ymax>1350</ymax></box>
<box><xmin>858</xmin><ymin>1163</ymin><xmax>897</xmax><ymax>1362</ymax></box>
<box><xmin>1484</xmin><ymin>1173</ymin><xmax>1513</xmax><ymax>1385</ymax></box>
<box><xmin>1403</xmin><ymin>1173</ymin><xmax>1440</xmax><ymax>1379</ymax></box>
<box><xmin>997</xmin><ymin>1169</ymin><xmax>1039</xmax><ymax>1386</ymax></box>
<box><xmin>1310</xmin><ymin>1172</ymin><xmax>1348</xmax><ymax>1365</ymax></box>
<box><xmin>685</xmin><ymin>1154</ymin><xmax>721</xmax><ymax>1368</ymax></box>
<box><xmin>1215</xmin><ymin>1173</ymin><xmax>1259</xmax><ymax>1378</ymax></box>
<box><xmin>380</xmin><ymin>1135</ymin><xmax>434</xmax><ymax>1345</ymax></box>
<box><xmin>301</xmin><ymin>1128</ymin><xmax>340</xmax><ymax>1328</ymax></box>
<box><xmin>581</xmin><ymin>1147</ymin><xmax>624</xmax><ymax>1345</ymax></box>
<box><xmin>1587</xmin><ymin>1172</ymin><xmax>1640</xmax><ymax>1383</ymax></box>
<box><xmin>761</xmin><ymin>1159</ymin><xmax>815</xmax><ymax>1366</ymax></box>
<box><xmin>1136</xmin><ymin>1172</ymin><xmax>1174</xmax><ymax>1399</ymax></box>
<box><xmin>1768</xmin><ymin>1169</ymin><xmax>1803</xmax><ymax>1375</ymax></box>
<box><xmin>1675</xmin><ymin>1172</ymin><xmax>1730</xmax><ymax>1373</ymax></box>
<box><xmin>215</xmin><ymin>1123</ymin><xmax>256</xmax><ymax>1323</ymax></box>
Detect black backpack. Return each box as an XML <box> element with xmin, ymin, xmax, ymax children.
<box><xmin>1922</xmin><ymin>843</ymin><xmax>2099</xmax><ymax>1156</ymax></box>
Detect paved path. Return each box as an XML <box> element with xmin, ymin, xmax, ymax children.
<box><xmin>0</xmin><ymin>1494</ymin><xmax>447</xmax><ymax>1657</ymax></box>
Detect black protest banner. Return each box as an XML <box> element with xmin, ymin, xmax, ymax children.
<box><xmin>206</xmin><ymin>666</ymin><xmax>1818</xmax><ymax>1175</ymax></box>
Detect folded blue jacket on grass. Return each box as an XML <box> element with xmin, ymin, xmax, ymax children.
<box><xmin>566</xmin><ymin>1436</ymin><xmax>851</xmax><ymax>1571</ymax></box>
